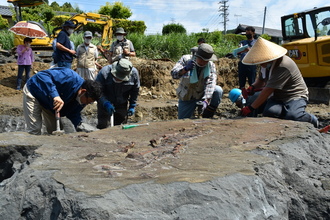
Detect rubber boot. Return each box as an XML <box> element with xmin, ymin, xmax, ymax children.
<box><xmin>202</xmin><ymin>105</ymin><xmax>217</xmax><ymax>118</ymax></box>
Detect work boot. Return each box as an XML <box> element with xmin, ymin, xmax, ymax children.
<box><xmin>202</xmin><ymin>105</ymin><xmax>217</xmax><ymax>118</ymax></box>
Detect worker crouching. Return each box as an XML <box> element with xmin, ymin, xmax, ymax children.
<box><xmin>171</xmin><ymin>43</ymin><xmax>223</xmax><ymax>119</ymax></box>
<box><xmin>96</xmin><ymin>59</ymin><xmax>140</xmax><ymax>128</ymax></box>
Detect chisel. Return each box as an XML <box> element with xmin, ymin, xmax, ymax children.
<box><xmin>122</xmin><ymin>123</ymin><xmax>149</xmax><ymax>129</ymax></box>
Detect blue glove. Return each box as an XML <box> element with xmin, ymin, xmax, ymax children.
<box><xmin>127</xmin><ymin>104</ymin><xmax>136</xmax><ymax>116</ymax></box>
<box><xmin>127</xmin><ymin>108</ymin><xmax>135</xmax><ymax>116</ymax></box>
<box><xmin>184</xmin><ymin>60</ymin><xmax>196</xmax><ymax>71</ymax></box>
<box><xmin>103</xmin><ymin>101</ymin><xmax>115</xmax><ymax>116</ymax></box>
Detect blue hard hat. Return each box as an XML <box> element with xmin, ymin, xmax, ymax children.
<box><xmin>229</xmin><ymin>88</ymin><xmax>242</xmax><ymax>103</ymax></box>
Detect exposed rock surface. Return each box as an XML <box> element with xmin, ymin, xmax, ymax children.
<box><xmin>1</xmin><ymin>118</ymin><xmax>330</xmax><ymax>219</ymax></box>
<box><xmin>1</xmin><ymin>58</ymin><xmax>330</xmax><ymax>219</ymax></box>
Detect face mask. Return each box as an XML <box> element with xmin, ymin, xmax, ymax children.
<box><xmin>246</xmin><ymin>34</ymin><xmax>252</xmax><ymax>39</ymax></box>
<box><xmin>84</xmin><ymin>38</ymin><xmax>91</xmax><ymax>44</ymax></box>
<box><xmin>67</xmin><ymin>28</ymin><xmax>74</xmax><ymax>35</ymax></box>
<box><xmin>76</xmin><ymin>92</ymin><xmax>85</xmax><ymax>105</ymax></box>
<box><xmin>116</xmin><ymin>35</ymin><xmax>124</xmax><ymax>41</ymax></box>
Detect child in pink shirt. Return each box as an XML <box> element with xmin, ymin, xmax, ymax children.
<box><xmin>16</xmin><ymin>37</ymin><xmax>34</xmax><ymax>90</ymax></box>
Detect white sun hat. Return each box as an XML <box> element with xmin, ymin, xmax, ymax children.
<box><xmin>242</xmin><ymin>37</ymin><xmax>288</xmax><ymax>65</ymax></box>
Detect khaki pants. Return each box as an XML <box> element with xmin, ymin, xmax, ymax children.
<box><xmin>76</xmin><ymin>67</ymin><xmax>97</xmax><ymax>80</ymax></box>
<box><xmin>23</xmin><ymin>84</ymin><xmax>57</xmax><ymax>135</ymax></box>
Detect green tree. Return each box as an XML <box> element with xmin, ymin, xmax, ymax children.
<box><xmin>162</xmin><ymin>23</ymin><xmax>186</xmax><ymax>35</ymax></box>
<box><xmin>0</xmin><ymin>15</ymin><xmax>9</xmax><ymax>29</ymax></box>
<box><xmin>260</xmin><ymin>34</ymin><xmax>271</xmax><ymax>40</ymax></box>
<box><xmin>62</xmin><ymin>2</ymin><xmax>74</xmax><ymax>12</ymax></box>
<box><xmin>50</xmin><ymin>2</ymin><xmax>61</xmax><ymax>11</ymax></box>
<box><xmin>99</xmin><ymin>2</ymin><xmax>132</xmax><ymax>19</ymax></box>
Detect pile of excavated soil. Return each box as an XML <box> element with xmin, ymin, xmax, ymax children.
<box><xmin>0</xmin><ymin>58</ymin><xmax>329</xmax><ymax>127</ymax></box>
<box><xmin>0</xmin><ymin>57</ymin><xmax>239</xmax><ymax>100</ymax></box>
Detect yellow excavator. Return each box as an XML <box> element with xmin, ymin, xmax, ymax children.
<box><xmin>8</xmin><ymin>0</ymin><xmax>113</xmax><ymax>60</ymax></box>
<box><xmin>281</xmin><ymin>6</ymin><xmax>330</xmax><ymax>104</ymax></box>
<box><xmin>8</xmin><ymin>0</ymin><xmax>53</xmax><ymax>58</ymax></box>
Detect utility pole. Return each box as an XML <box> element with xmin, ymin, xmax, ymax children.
<box><xmin>219</xmin><ymin>0</ymin><xmax>229</xmax><ymax>35</ymax></box>
<box><xmin>262</xmin><ymin>6</ymin><xmax>267</xmax><ymax>34</ymax></box>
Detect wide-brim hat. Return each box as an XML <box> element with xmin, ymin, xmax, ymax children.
<box><xmin>195</xmin><ymin>43</ymin><xmax>217</xmax><ymax>61</ymax></box>
<box><xmin>242</xmin><ymin>37</ymin><xmax>287</xmax><ymax>65</ymax></box>
<box><xmin>111</xmin><ymin>59</ymin><xmax>133</xmax><ymax>81</ymax></box>
<box><xmin>115</xmin><ymin>27</ymin><xmax>127</xmax><ymax>35</ymax></box>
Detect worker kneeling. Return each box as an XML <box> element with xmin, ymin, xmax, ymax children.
<box><xmin>240</xmin><ymin>37</ymin><xmax>319</xmax><ymax>128</ymax></box>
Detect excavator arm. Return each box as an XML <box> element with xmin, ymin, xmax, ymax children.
<box><xmin>69</xmin><ymin>13</ymin><xmax>113</xmax><ymax>48</ymax></box>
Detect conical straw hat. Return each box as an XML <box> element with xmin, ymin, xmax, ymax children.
<box><xmin>242</xmin><ymin>37</ymin><xmax>287</xmax><ymax>65</ymax></box>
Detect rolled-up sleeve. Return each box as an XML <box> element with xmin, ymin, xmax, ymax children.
<box><xmin>171</xmin><ymin>55</ymin><xmax>191</xmax><ymax>79</ymax></box>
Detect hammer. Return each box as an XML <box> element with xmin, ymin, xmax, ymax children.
<box><xmin>52</xmin><ymin>111</ymin><xmax>64</xmax><ymax>135</ymax></box>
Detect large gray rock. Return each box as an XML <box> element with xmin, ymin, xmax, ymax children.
<box><xmin>0</xmin><ymin>117</ymin><xmax>329</xmax><ymax>219</ymax></box>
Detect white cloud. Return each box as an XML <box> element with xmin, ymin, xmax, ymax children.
<box><xmin>2</xmin><ymin>0</ymin><xmax>330</xmax><ymax>34</ymax></box>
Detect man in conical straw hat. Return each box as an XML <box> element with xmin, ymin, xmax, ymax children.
<box><xmin>240</xmin><ymin>37</ymin><xmax>319</xmax><ymax>128</ymax></box>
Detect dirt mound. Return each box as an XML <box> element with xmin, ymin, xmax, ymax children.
<box><xmin>129</xmin><ymin>57</ymin><xmax>239</xmax><ymax>100</ymax></box>
<box><xmin>0</xmin><ymin>62</ymin><xmax>50</xmax><ymax>97</ymax></box>
<box><xmin>0</xmin><ymin>57</ymin><xmax>239</xmax><ymax>100</ymax></box>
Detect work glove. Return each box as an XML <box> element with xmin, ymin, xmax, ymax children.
<box><xmin>184</xmin><ymin>60</ymin><xmax>196</xmax><ymax>71</ymax></box>
<box><xmin>241</xmin><ymin>105</ymin><xmax>255</xmax><ymax>116</ymax></box>
<box><xmin>127</xmin><ymin>104</ymin><xmax>136</xmax><ymax>116</ymax></box>
<box><xmin>127</xmin><ymin>108</ymin><xmax>135</xmax><ymax>116</ymax></box>
<box><xmin>103</xmin><ymin>101</ymin><xmax>115</xmax><ymax>116</ymax></box>
<box><xmin>202</xmin><ymin>100</ymin><xmax>209</xmax><ymax>113</ymax></box>
<box><xmin>242</xmin><ymin>85</ymin><xmax>255</xmax><ymax>99</ymax></box>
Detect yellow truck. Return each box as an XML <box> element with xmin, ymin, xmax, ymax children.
<box><xmin>281</xmin><ymin>6</ymin><xmax>330</xmax><ymax>104</ymax></box>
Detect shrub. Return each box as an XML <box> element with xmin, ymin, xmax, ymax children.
<box><xmin>0</xmin><ymin>15</ymin><xmax>9</xmax><ymax>30</ymax></box>
<box><xmin>162</xmin><ymin>23</ymin><xmax>186</xmax><ymax>35</ymax></box>
<box><xmin>0</xmin><ymin>30</ymin><xmax>14</xmax><ymax>50</ymax></box>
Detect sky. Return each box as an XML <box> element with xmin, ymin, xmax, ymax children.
<box><xmin>1</xmin><ymin>0</ymin><xmax>330</xmax><ymax>34</ymax></box>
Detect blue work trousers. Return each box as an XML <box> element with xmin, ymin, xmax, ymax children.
<box><xmin>178</xmin><ymin>85</ymin><xmax>223</xmax><ymax>119</ymax></box>
<box><xmin>238</xmin><ymin>61</ymin><xmax>256</xmax><ymax>89</ymax></box>
<box><xmin>17</xmin><ymin>65</ymin><xmax>31</xmax><ymax>90</ymax></box>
